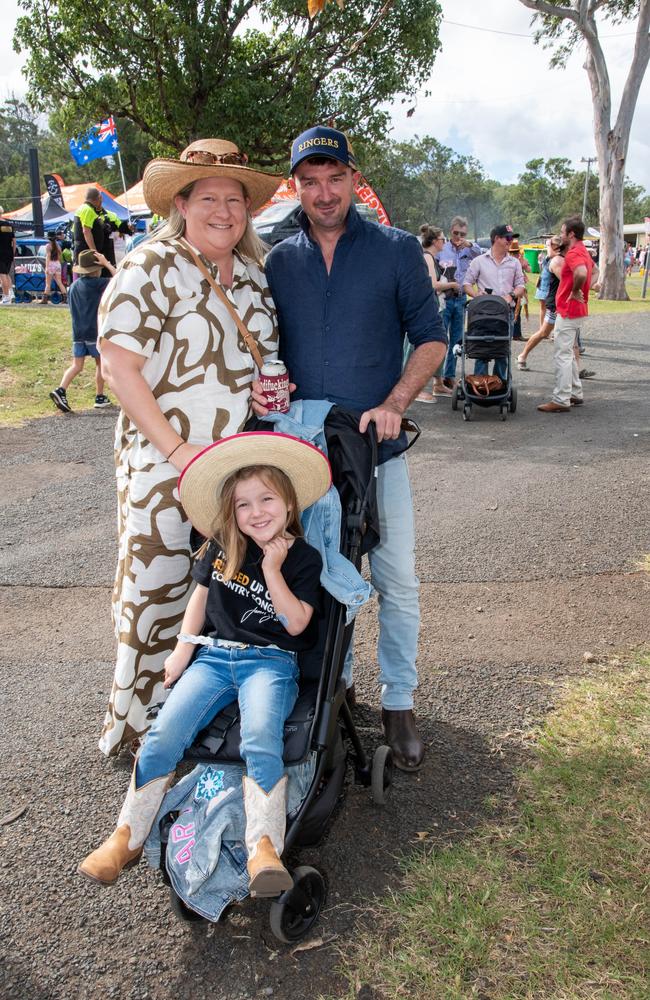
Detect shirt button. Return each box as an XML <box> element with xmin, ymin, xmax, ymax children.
<box><xmin>326</xmin><ymin>291</ymin><xmax>331</xmax><ymax>297</ymax></box>
<box><xmin>325</xmin><ymin>325</ymin><xmax>330</xmax><ymax>331</ymax></box>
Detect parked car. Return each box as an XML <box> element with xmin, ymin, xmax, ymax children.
<box><xmin>253</xmin><ymin>199</ymin><xmax>381</xmax><ymax>246</ymax></box>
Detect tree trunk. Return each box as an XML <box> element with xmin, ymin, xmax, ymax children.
<box><xmin>597</xmin><ymin>136</ymin><xmax>628</xmax><ymax>300</ymax></box>
<box><xmin>518</xmin><ymin>0</ymin><xmax>650</xmax><ymax>300</ymax></box>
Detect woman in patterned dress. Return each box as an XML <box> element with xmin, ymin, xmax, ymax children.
<box><xmin>97</xmin><ymin>139</ymin><xmax>282</xmax><ymax>756</ymax></box>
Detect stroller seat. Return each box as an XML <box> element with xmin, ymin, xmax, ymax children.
<box><xmin>451</xmin><ymin>293</ymin><xmax>517</xmax><ymax>420</ymax></box>
<box><xmin>184</xmin><ymin>678</ymin><xmax>320</xmax><ymax>768</ymax></box>
<box><xmin>158</xmin><ymin>406</ymin><xmax>409</xmax><ymax>941</ymax></box>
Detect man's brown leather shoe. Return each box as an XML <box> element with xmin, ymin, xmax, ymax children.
<box><xmin>381</xmin><ymin>709</ymin><xmax>425</xmax><ymax>772</ymax></box>
<box><xmin>570</xmin><ymin>396</ymin><xmax>584</xmax><ymax>405</ymax></box>
<box><xmin>537</xmin><ymin>401</ymin><xmax>571</xmax><ymax>413</ymax></box>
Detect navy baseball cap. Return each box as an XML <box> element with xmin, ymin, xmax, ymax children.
<box><xmin>290</xmin><ymin>125</ymin><xmax>357</xmax><ymax>174</ymax></box>
<box><xmin>491</xmin><ymin>224</ymin><xmax>519</xmax><ymax>240</ymax></box>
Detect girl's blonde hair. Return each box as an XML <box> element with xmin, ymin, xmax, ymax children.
<box><xmin>145</xmin><ymin>179</ymin><xmax>268</xmax><ymax>265</ymax></box>
<box><xmin>210</xmin><ymin>465</ymin><xmax>303</xmax><ymax>579</ymax></box>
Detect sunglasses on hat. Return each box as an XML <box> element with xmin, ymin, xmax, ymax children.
<box><xmin>183</xmin><ymin>150</ymin><xmax>249</xmax><ymax>166</ymax></box>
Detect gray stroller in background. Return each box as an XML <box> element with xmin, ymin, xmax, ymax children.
<box><xmin>452</xmin><ymin>293</ymin><xmax>517</xmax><ymax>421</ymax></box>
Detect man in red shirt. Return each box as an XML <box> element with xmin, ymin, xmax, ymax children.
<box><xmin>538</xmin><ymin>215</ymin><xmax>593</xmax><ymax>413</ymax></box>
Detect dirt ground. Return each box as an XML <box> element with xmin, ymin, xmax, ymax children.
<box><xmin>0</xmin><ymin>312</ymin><xmax>648</xmax><ymax>1000</ymax></box>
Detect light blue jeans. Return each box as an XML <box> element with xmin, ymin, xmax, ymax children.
<box><xmin>343</xmin><ymin>454</ymin><xmax>419</xmax><ymax>710</ymax></box>
<box><xmin>442</xmin><ymin>295</ymin><xmax>466</xmax><ymax>378</ymax></box>
<box><xmin>262</xmin><ymin>401</ymin><xmax>372</xmax><ymax>624</ymax></box>
<box><xmin>136</xmin><ymin>644</ymin><xmax>299</xmax><ymax>793</ymax></box>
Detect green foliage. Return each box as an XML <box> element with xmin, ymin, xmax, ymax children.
<box><xmin>0</xmin><ymin>97</ymin><xmax>40</xmax><ymax>178</ymax></box>
<box><xmin>501</xmin><ymin>155</ymin><xmax>649</xmax><ymax>235</ymax></box>
<box><xmin>0</xmin><ymin>97</ymin><xmax>153</xmax><ymax>209</ymax></box>
<box><xmin>361</xmin><ymin>135</ymin><xmax>500</xmax><ymax>237</ymax></box>
<box><xmin>523</xmin><ymin>0</ymin><xmax>642</xmax><ymax>69</ymax></box>
<box><xmin>321</xmin><ymin>657</ymin><xmax>650</xmax><ymax>1000</ymax></box>
<box><xmin>14</xmin><ymin>0</ymin><xmax>443</xmax><ymax>167</ymax></box>
<box><xmin>502</xmin><ymin>157</ymin><xmax>573</xmax><ymax>234</ymax></box>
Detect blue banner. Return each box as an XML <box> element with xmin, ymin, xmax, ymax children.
<box><xmin>69</xmin><ymin>117</ymin><xmax>119</xmax><ymax>166</ymax></box>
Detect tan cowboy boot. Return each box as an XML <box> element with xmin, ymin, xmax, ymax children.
<box><xmin>78</xmin><ymin>769</ymin><xmax>173</xmax><ymax>885</ymax></box>
<box><xmin>243</xmin><ymin>775</ymin><xmax>293</xmax><ymax>898</ymax></box>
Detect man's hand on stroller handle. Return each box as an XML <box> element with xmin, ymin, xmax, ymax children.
<box><xmin>359</xmin><ymin>401</ymin><xmax>403</xmax><ymax>441</ymax></box>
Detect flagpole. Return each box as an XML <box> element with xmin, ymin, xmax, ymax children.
<box><xmin>116</xmin><ymin>149</ymin><xmax>131</xmax><ymax>220</ymax></box>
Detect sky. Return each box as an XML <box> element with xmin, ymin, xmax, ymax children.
<box><xmin>2</xmin><ymin>0</ymin><xmax>649</xmax><ymax>194</ymax></box>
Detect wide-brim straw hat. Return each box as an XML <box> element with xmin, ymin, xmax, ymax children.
<box><xmin>142</xmin><ymin>138</ymin><xmax>283</xmax><ymax>217</ymax></box>
<box><xmin>178</xmin><ymin>432</ymin><xmax>332</xmax><ymax>539</ymax></box>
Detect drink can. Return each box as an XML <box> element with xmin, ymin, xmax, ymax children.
<box><xmin>259</xmin><ymin>359</ymin><xmax>290</xmax><ymax>413</ymax></box>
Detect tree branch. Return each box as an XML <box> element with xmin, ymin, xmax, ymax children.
<box><xmin>518</xmin><ymin>0</ymin><xmax>579</xmax><ymax>24</ymax></box>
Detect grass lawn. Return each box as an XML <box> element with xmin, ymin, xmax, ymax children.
<box><xmin>325</xmin><ymin>655</ymin><xmax>650</xmax><ymax>1000</ymax></box>
<box><xmin>0</xmin><ymin>306</ymin><xmax>101</xmax><ymax>424</ymax></box>
<box><xmin>0</xmin><ymin>271</ymin><xmax>648</xmax><ymax>426</ymax></box>
<box><xmin>525</xmin><ymin>270</ymin><xmax>650</xmax><ymax>318</ymax></box>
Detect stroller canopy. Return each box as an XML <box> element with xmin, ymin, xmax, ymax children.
<box><xmin>467</xmin><ymin>294</ymin><xmax>510</xmax><ymax>334</ymax></box>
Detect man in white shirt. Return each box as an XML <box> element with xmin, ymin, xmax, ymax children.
<box><xmin>463</xmin><ymin>224</ymin><xmax>526</xmax><ymax>381</ymax></box>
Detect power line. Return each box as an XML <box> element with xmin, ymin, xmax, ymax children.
<box><xmin>442</xmin><ymin>17</ymin><xmax>637</xmax><ymax>40</ymax></box>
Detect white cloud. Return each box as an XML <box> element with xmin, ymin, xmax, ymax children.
<box><xmin>390</xmin><ymin>0</ymin><xmax>650</xmax><ymax>195</ymax></box>
<box><xmin>2</xmin><ymin>0</ymin><xmax>649</xmax><ymax>198</ymax></box>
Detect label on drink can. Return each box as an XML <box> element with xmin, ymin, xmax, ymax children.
<box><xmin>259</xmin><ymin>360</ymin><xmax>290</xmax><ymax>413</ymax></box>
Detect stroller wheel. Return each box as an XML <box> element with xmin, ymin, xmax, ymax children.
<box><xmin>451</xmin><ymin>387</ymin><xmax>461</xmax><ymax>411</ymax></box>
<box><xmin>269</xmin><ymin>866</ymin><xmax>327</xmax><ymax>944</ymax></box>
<box><xmin>463</xmin><ymin>403</ymin><xmax>472</xmax><ymax>421</ymax></box>
<box><xmin>371</xmin><ymin>745</ymin><xmax>393</xmax><ymax>805</ymax></box>
<box><xmin>169</xmin><ymin>886</ymin><xmax>206</xmax><ymax>924</ymax></box>
<box><xmin>509</xmin><ymin>386</ymin><xmax>518</xmax><ymax>413</ymax></box>
<box><xmin>500</xmin><ymin>404</ymin><xmax>508</xmax><ymax>421</ymax></box>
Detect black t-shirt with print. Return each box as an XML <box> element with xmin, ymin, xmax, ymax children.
<box><xmin>192</xmin><ymin>537</ymin><xmax>323</xmax><ymax>653</ymax></box>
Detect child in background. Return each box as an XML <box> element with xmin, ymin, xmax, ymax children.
<box><xmin>49</xmin><ymin>249</ymin><xmax>116</xmax><ymax>412</ymax></box>
<box><xmin>41</xmin><ymin>231</ymin><xmax>68</xmax><ymax>304</ymax></box>
<box><xmin>79</xmin><ymin>433</ymin><xmax>329</xmax><ymax>898</ymax></box>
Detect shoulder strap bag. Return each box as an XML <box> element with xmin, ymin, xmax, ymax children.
<box><xmin>177</xmin><ymin>238</ymin><xmax>265</xmax><ymax>371</ymax></box>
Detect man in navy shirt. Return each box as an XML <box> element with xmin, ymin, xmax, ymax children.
<box><xmin>254</xmin><ymin>125</ymin><xmax>446</xmax><ymax>771</ymax></box>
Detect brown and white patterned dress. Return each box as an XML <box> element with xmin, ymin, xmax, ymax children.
<box><xmin>97</xmin><ymin>239</ymin><xmax>278</xmax><ymax>756</ymax></box>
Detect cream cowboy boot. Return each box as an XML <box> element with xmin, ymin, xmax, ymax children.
<box><xmin>78</xmin><ymin>769</ymin><xmax>173</xmax><ymax>886</ymax></box>
<box><xmin>243</xmin><ymin>775</ymin><xmax>293</xmax><ymax>897</ymax></box>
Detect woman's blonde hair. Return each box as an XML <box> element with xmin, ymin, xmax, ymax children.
<box><xmin>141</xmin><ymin>179</ymin><xmax>268</xmax><ymax>265</ymax></box>
<box><xmin>209</xmin><ymin>465</ymin><xmax>303</xmax><ymax>579</ymax></box>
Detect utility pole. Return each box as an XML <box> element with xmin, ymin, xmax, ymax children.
<box><xmin>581</xmin><ymin>156</ymin><xmax>596</xmax><ymax>223</ymax></box>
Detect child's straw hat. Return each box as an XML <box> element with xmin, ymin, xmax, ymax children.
<box><xmin>178</xmin><ymin>432</ymin><xmax>331</xmax><ymax>538</ymax></box>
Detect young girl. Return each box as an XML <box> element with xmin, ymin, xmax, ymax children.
<box><xmin>79</xmin><ymin>432</ymin><xmax>330</xmax><ymax>898</ymax></box>
<box><xmin>42</xmin><ymin>232</ymin><xmax>67</xmax><ymax>304</ymax></box>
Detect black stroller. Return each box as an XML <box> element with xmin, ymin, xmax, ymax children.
<box><xmin>156</xmin><ymin>408</ymin><xmax>420</xmax><ymax>943</ymax></box>
<box><xmin>451</xmin><ymin>293</ymin><xmax>517</xmax><ymax>421</ymax></box>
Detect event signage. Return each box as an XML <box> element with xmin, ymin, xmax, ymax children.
<box><xmin>354</xmin><ymin>174</ymin><xmax>391</xmax><ymax>226</ymax></box>
<box><xmin>44</xmin><ymin>173</ymin><xmax>66</xmax><ymax>211</ymax></box>
<box><xmin>257</xmin><ymin>175</ymin><xmax>391</xmax><ymax>226</ymax></box>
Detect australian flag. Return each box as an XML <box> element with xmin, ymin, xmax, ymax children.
<box><xmin>69</xmin><ymin>116</ymin><xmax>120</xmax><ymax>166</ymax></box>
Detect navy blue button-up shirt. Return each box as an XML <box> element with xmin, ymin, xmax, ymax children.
<box><xmin>265</xmin><ymin>206</ymin><xmax>446</xmax><ymax>460</ymax></box>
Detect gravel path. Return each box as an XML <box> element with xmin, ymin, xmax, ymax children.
<box><xmin>1</xmin><ymin>312</ymin><xmax>648</xmax><ymax>1000</ymax></box>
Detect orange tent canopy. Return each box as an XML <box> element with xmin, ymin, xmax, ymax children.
<box><xmin>115</xmin><ymin>180</ymin><xmax>149</xmax><ymax>213</ymax></box>
<box><xmin>5</xmin><ymin>182</ymin><xmax>119</xmax><ymax>219</ymax></box>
